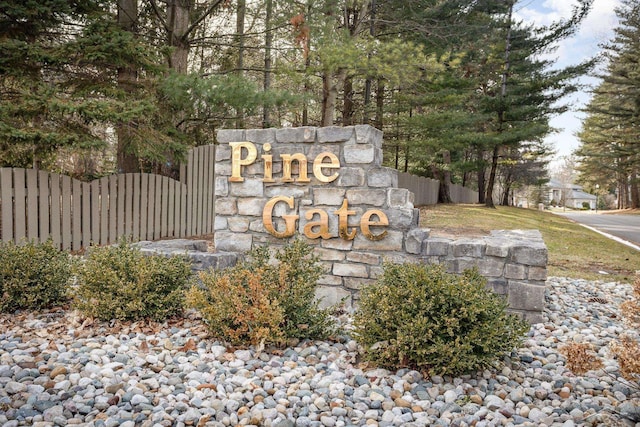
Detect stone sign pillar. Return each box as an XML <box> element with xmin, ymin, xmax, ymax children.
<box><xmin>213</xmin><ymin>125</ymin><xmax>547</xmax><ymax>323</ymax></box>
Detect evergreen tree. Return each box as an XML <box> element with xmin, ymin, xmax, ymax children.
<box><xmin>387</xmin><ymin>0</ymin><xmax>593</xmax><ymax>206</ymax></box>
<box><xmin>576</xmin><ymin>0</ymin><xmax>640</xmax><ymax>208</ymax></box>
<box><xmin>0</xmin><ymin>0</ymin><xmax>184</xmax><ymax>174</ymax></box>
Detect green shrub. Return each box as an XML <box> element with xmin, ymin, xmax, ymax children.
<box><xmin>353</xmin><ymin>263</ymin><xmax>528</xmax><ymax>376</ymax></box>
<box><xmin>187</xmin><ymin>239</ymin><xmax>335</xmax><ymax>346</ymax></box>
<box><xmin>73</xmin><ymin>241</ymin><xmax>192</xmax><ymax>321</ymax></box>
<box><xmin>0</xmin><ymin>240</ymin><xmax>72</xmax><ymax>312</ymax></box>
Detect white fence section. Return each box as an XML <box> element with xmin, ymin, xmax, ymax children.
<box><xmin>449</xmin><ymin>183</ymin><xmax>479</xmax><ymax>204</ymax></box>
<box><xmin>398</xmin><ymin>172</ymin><xmax>479</xmax><ymax>205</ymax></box>
<box><xmin>398</xmin><ymin>173</ymin><xmax>439</xmax><ymax>206</ymax></box>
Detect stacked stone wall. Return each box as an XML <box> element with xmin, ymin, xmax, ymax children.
<box><xmin>213</xmin><ymin>125</ymin><xmax>547</xmax><ymax>323</ymax></box>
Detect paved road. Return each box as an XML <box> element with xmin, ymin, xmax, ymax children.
<box><xmin>556</xmin><ymin>212</ymin><xmax>640</xmax><ymax>248</ymax></box>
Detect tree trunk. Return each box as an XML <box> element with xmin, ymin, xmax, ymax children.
<box><xmin>375</xmin><ymin>78</ymin><xmax>385</xmax><ymax>129</ymax></box>
<box><xmin>485</xmin><ymin>145</ymin><xmax>499</xmax><ymax>208</ymax></box>
<box><xmin>486</xmin><ymin>1</ymin><xmax>513</xmax><ymax>208</ymax></box>
<box><xmin>631</xmin><ymin>170</ymin><xmax>639</xmax><ymax>209</ymax></box>
<box><xmin>167</xmin><ymin>0</ymin><xmax>192</xmax><ymax>74</ymax></box>
<box><xmin>501</xmin><ymin>170</ymin><xmax>512</xmax><ymax>206</ymax></box>
<box><xmin>363</xmin><ymin>78</ymin><xmax>372</xmax><ymax>125</ymax></box>
<box><xmin>617</xmin><ymin>176</ymin><xmax>624</xmax><ymax>209</ymax></box>
<box><xmin>394</xmin><ymin>144</ymin><xmax>399</xmax><ymax>169</ymax></box>
<box><xmin>263</xmin><ymin>0</ymin><xmax>273</xmax><ymax>128</ymax></box>
<box><xmin>302</xmin><ymin>54</ymin><xmax>310</xmax><ymax>126</ymax></box>
<box><xmin>437</xmin><ymin>150</ymin><xmax>452</xmax><ymax>203</ymax></box>
<box><xmin>321</xmin><ymin>69</ymin><xmax>346</xmax><ymax>127</ymax></box>
<box><xmin>235</xmin><ymin>0</ymin><xmax>246</xmax><ymax>128</ymax></box>
<box><xmin>501</xmin><ymin>184</ymin><xmax>511</xmax><ymax>206</ymax></box>
<box><xmin>116</xmin><ymin>0</ymin><xmax>140</xmax><ymax>173</ymax></box>
<box><xmin>404</xmin><ymin>144</ymin><xmax>409</xmax><ymax>172</ymax></box>
<box><xmin>362</xmin><ymin>0</ymin><xmax>375</xmax><ymax>125</ymax></box>
<box><xmin>477</xmin><ymin>149</ymin><xmax>486</xmax><ymax>204</ymax></box>
<box><xmin>342</xmin><ymin>76</ymin><xmax>354</xmax><ymax>125</ymax></box>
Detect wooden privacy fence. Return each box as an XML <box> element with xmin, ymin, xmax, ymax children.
<box><xmin>398</xmin><ymin>172</ymin><xmax>479</xmax><ymax>205</ymax></box>
<box><xmin>449</xmin><ymin>183</ymin><xmax>479</xmax><ymax>204</ymax></box>
<box><xmin>0</xmin><ymin>145</ymin><xmax>215</xmax><ymax>250</ymax></box>
<box><xmin>398</xmin><ymin>173</ymin><xmax>439</xmax><ymax>205</ymax></box>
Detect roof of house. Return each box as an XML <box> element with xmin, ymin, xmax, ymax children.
<box><xmin>568</xmin><ymin>190</ymin><xmax>596</xmax><ymax>201</ymax></box>
<box><xmin>547</xmin><ymin>178</ymin><xmax>588</xmax><ymax>193</ymax></box>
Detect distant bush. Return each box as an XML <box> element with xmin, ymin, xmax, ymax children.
<box><xmin>187</xmin><ymin>240</ymin><xmax>335</xmax><ymax>346</ymax></box>
<box><xmin>73</xmin><ymin>241</ymin><xmax>192</xmax><ymax>321</ymax></box>
<box><xmin>562</xmin><ymin>277</ymin><xmax>640</xmax><ymax>393</ymax></box>
<box><xmin>353</xmin><ymin>263</ymin><xmax>529</xmax><ymax>376</ymax></box>
<box><xmin>0</xmin><ymin>240</ymin><xmax>72</xmax><ymax>312</ymax></box>
<box><xmin>582</xmin><ymin>201</ymin><xmax>591</xmax><ymax>210</ymax></box>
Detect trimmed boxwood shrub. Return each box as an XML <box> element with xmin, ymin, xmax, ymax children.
<box><xmin>73</xmin><ymin>241</ymin><xmax>192</xmax><ymax>321</ymax></box>
<box><xmin>0</xmin><ymin>240</ymin><xmax>72</xmax><ymax>312</ymax></box>
<box><xmin>353</xmin><ymin>263</ymin><xmax>528</xmax><ymax>376</ymax></box>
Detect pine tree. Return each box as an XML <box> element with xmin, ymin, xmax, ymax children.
<box><xmin>0</xmin><ymin>0</ymin><xmax>171</xmax><ymax>172</ymax></box>
<box><xmin>576</xmin><ymin>0</ymin><xmax>640</xmax><ymax>208</ymax></box>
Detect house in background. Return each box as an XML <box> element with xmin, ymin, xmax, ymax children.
<box><xmin>546</xmin><ymin>178</ymin><xmax>597</xmax><ymax>209</ymax></box>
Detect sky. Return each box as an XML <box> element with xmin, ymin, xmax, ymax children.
<box><xmin>514</xmin><ymin>0</ymin><xmax>621</xmax><ymax>165</ymax></box>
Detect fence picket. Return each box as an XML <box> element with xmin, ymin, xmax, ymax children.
<box><xmin>132</xmin><ymin>174</ymin><xmax>140</xmax><ymax>241</ymax></box>
<box><xmin>161</xmin><ymin>177</ymin><xmax>169</xmax><ymax>238</ymax></box>
<box><xmin>90</xmin><ymin>180</ymin><xmax>100</xmax><ymax>244</ymax></box>
<box><xmin>38</xmin><ymin>171</ymin><xmax>50</xmax><ymax>243</ymax></box>
<box><xmin>27</xmin><ymin>169</ymin><xmax>38</xmax><ymax>242</ymax></box>
<box><xmin>125</xmin><ymin>174</ymin><xmax>133</xmax><ymax>239</ymax></box>
<box><xmin>140</xmin><ymin>174</ymin><xmax>149</xmax><ymax>241</ymax></box>
<box><xmin>61</xmin><ymin>175</ymin><xmax>72</xmax><ymax>250</ymax></box>
<box><xmin>168</xmin><ymin>179</ymin><xmax>175</xmax><ymax>237</ymax></box>
<box><xmin>13</xmin><ymin>169</ymin><xmax>26</xmax><ymax>243</ymax></box>
<box><xmin>180</xmin><ymin>183</ymin><xmax>187</xmax><ymax>238</ymax></box>
<box><xmin>154</xmin><ymin>175</ymin><xmax>161</xmax><ymax>240</ymax></box>
<box><xmin>186</xmin><ymin>150</ymin><xmax>194</xmax><ymax>236</ymax></box>
<box><xmin>207</xmin><ymin>145</ymin><xmax>215</xmax><ymax>234</ymax></box>
<box><xmin>201</xmin><ymin>147</ymin><xmax>210</xmax><ymax>235</ymax></box>
<box><xmin>99</xmin><ymin>177</ymin><xmax>108</xmax><ymax>245</ymax></box>
<box><xmin>82</xmin><ymin>182</ymin><xmax>91</xmax><ymax>248</ymax></box>
<box><xmin>50</xmin><ymin>174</ymin><xmax>61</xmax><ymax>248</ymax></box>
<box><xmin>147</xmin><ymin>174</ymin><xmax>156</xmax><ymax>240</ymax></box>
<box><xmin>72</xmin><ymin>179</ymin><xmax>81</xmax><ymax>250</ymax></box>
<box><xmin>117</xmin><ymin>174</ymin><xmax>125</xmax><ymax>238</ymax></box>
<box><xmin>196</xmin><ymin>147</ymin><xmax>204</xmax><ymax>235</ymax></box>
<box><xmin>1</xmin><ymin>169</ymin><xmax>14</xmax><ymax>242</ymax></box>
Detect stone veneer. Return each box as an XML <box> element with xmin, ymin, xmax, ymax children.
<box><xmin>213</xmin><ymin>125</ymin><xmax>547</xmax><ymax>323</ymax></box>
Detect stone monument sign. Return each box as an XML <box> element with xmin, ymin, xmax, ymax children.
<box><xmin>213</xmin><ymin>125</ymin><xmax>547</xmax><ymax>323</ymax></box>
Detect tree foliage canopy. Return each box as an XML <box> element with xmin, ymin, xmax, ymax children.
<box><xmin>576</xmin><ymin>0</ymin><xmax>640</xmax><ymax>209</ymax></box>
<box><xmin>0</xmin><ymin>0</ymin><xmax>595</xmax><ymax>204</ymax></box>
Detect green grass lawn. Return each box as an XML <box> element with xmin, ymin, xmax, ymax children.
<box><xmin>419</xmin><ymin>204</ymin><xmax>640</xmax><ymax>283</ymax></box>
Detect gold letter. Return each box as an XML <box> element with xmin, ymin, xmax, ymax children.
<box><xmin>360</xmin><ymin>209</ymin><xmax>389</xmax><ymax>241</ymax></box>
<box><xmin>304</xmin><ymin>209</ymin><xmax>331</xmax><ymax>239</ymax></box>
<box><xmin>229</xmin><ymin>141</ymin><xmax>257</xmax><ymax>182</ymax></box>
<box><xmin>263</xmin><ymin>196</ymin><xmax>298</xmax><ymax>238</ymax></box>
<box><xmin>262</xmin><ymin>144</ymin><xmax>274</xmax><ymax>183</ymax></box>
<box><xmin>281</xmin><ymin>153</ymin><xmax>310</xmax><ymax>183</ymax></box>
<box><xmin>313</xmin><ymin>152</ymin><xmax>340</xmax><ymax>183</ymax></box>
<box><xmin>335</xmin><ymin>199</ymin><xmax>357</xmax><ymax>240</ymax></box>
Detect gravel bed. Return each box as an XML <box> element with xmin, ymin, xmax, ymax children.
<box><xmin>1</xmin><ymin>277</ymin><xmax>639</xmax><ymax>427</ymax></box>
